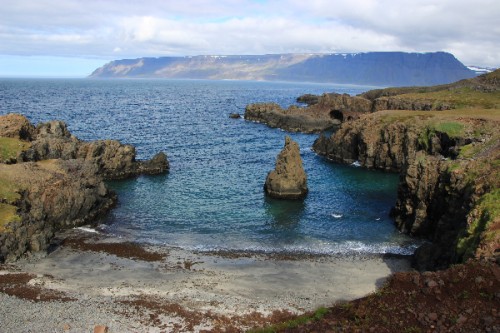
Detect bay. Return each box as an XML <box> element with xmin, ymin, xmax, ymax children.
<box><xmin>0</xmin><ymin>78</ymin><xmax>419</xmax><ymax>255</ymax></box>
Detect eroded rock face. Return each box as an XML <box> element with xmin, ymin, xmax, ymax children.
<box><xmin>313</xmin><ymin>113</ymin><xmax>499</xmax><ymax>270</ymax></box>
<box><xmin>5</xmin><ymin>115</ymin><xmax>170</xmax><ymax>179</ymax></box>
<box><xmin>0</xmin><ymin>160</ymin><xmax>116</xmax><ymax>261</ymax></box>
<box><xmin>264</xmin><ymin>136</ymin><xmax>308</xmax><ymax>199</ymax></box>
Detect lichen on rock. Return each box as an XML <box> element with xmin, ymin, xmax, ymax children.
<box><xmin>264</xmin><ymin>136</ymin><xmax>308</xmax><ymax>200</ymax></box>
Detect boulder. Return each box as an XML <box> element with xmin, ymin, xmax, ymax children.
<box><xmin>264</xmin><ymin>136</ymin><xmax>308</xmax><ymax>199</ymax></box>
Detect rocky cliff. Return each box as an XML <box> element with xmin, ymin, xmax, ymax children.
<box><xmin>90</xmin><ymin>52</ymin><xmax>476</xmax><ymax>86</ymax></box>
<box><xmin>264</xmin><ymin>136</ymin><xmax>308</xmax><ymax>200</ymax></box>
<box><xmin>0</xmin><ymin>114</ymin><xmax>170</xmax><ymax>261</ymax></box>
<box><xmin>313</xmin><ymin>111</ymin><xmax>499</xmax><ymax>270</ymax></box>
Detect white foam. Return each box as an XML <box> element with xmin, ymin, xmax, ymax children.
<box><xmin>74</xmin><ymin>227</ymin><xmax>99</xmax><ymax>234</ymax></box>
<box><xmin>351</xmin><ymin>161</ymin><xmax>361</xmax><ymax>167</ymax></box>
<box><xmin>332</xmin><ymin>213</ymin><xmax>343</xmax><ymax>218</ymax></box>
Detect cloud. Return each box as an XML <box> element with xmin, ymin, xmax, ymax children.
<box><xmin>0</xmin><ymin>0</ymin><xmax>498</xmax><ymax>68</ymax></box>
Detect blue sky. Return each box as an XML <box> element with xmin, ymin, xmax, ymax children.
<box><xmin>0</xmin><ymin>0</ymin><xmax>498</xmax><ymax>77</ymax></box>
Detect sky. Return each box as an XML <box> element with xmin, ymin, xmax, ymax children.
<box><xmin>0</xmin><ymin>0</ymin><xmax>499</xmax><ymax>77</ymax></box>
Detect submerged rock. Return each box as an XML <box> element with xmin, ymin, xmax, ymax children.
<box><xmin>264</xmin><ymin>136</ymin><xmax>308</xmax><ymax>199</ymax></box>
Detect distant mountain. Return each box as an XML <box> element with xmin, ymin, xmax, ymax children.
<box><xmin>467</xmin><ymin>65</ymin><xmax>497</xmax><ymax>75</ymax></box>
<box><xmin>90</xmin><ymin>52</ymin><xmax>477</xmax><ymax>86</ymax></box>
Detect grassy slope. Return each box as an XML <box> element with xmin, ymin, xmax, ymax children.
<box><xmin>0</xmin><ymin>137</ymin><xmax>30</xmax><ymax>163</ymax></box>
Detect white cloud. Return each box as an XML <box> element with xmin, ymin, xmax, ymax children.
<box><xmin>0</xmin><ymin>0</ymin><xmax>498</xmax><ymax>69</ymax></box>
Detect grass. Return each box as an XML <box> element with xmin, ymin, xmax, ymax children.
<box><xmin>433</xmin><ymin>121</ymin><xmax>465</xmax><ymax>138</ymax></box>
<box><xmin>0</xmin><ymin>137</ymin><xmax>30</xmax><ymax>163</ymax></box>
<box><xmin>0</xmin><ymin>176</ymin><xmax>21</xmax><ymax>203</ymax></box>
<box><xmin>248</xmin><ymin>307</ymin><xmax>329</xmax><ymax>333</ymax></box>
<box><xmin>456</xmin><ymin>188</ymin><xmax>500</xmax><ymax>261</ymax></box>
<box><xmin>0</xmin><ymin>203</ymin><xmax>21</xmax><ymax>232</ymax></box>
<box><xmin>386</xmin><ymin>87</ymin><xmax>500</xmax><ymax>110</ymax></box>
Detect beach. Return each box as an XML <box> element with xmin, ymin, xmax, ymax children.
<box><xmin>0</xmin><ymin>228</ymin><xmax>412</xmax><ymax>332</ymax></box>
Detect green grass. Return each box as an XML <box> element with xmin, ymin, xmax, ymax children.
<box><xmin>396</xmin><ymin>87</ymin><xmax>500</xmax><ymax>110</ymax></box>
<box><xmin>0</xmin><ymin>137</ymin><xmax>30</xmax><ymax>162</ymax></box>
<box><xmin>0</xmin><ymin>176</ymin><xmax>21</xmax><ymax>203</ymax></box>
<box><xmin>456</xmin><ymin>188</ymin><xmax>500</xmax><ymax>260</ymax></box>
<box><xmin>248</xmin><ymin>307</ymin><xmax>329</xmax><ymax>333</ymax></box>
<box><xmin>433</xmin><ymin>121</ymin><xmax>465</xmax><ymax>138</ymax></box>
<box><xmin>0</xmin><ymin>203</ymin><xmax>21</xmax><ymax>232</ymax></box>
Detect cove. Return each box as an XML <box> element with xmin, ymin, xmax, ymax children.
<box><xmin>0</xmin><ymin>78</ymin><xmax>420</xmax><ymax>255</ymax></box>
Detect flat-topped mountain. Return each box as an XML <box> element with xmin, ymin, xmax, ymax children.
<box><xmin>90</xmin><ymin>52</ymin><xmax>476</xmax><ymax>86</ymax></box>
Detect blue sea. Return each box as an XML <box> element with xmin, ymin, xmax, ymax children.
<box><xmin>0</xmin><ymin>78</ymin><xmax>419</xmax><ymax>255</ymax></box>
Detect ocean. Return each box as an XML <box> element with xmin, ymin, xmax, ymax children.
<box><xmin>0</xmin><ymin>78</ymin><xmax>420</xmax><ymax>255</ymax></box>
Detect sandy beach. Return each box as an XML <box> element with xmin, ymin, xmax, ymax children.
<box><xmin>0</xmin><ymin>228</ymin><xmax>412</xmax><ymax>332</ymax></box>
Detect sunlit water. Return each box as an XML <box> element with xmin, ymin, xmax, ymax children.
<box><xmin>0</xmin><ymin>78</ymin><xmax>419</xmax><ymax>255</ymax></box>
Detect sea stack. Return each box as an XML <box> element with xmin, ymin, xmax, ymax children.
<box><xmin>264</xmin><ymin>136</ymin><xmax>308</xmax><ymax>199</ymax></box>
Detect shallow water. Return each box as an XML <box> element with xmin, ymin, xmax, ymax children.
<box><xmin>0</xmin><ymin>78</ymin><xmax>419</xmax><ymax>255</ymax></box>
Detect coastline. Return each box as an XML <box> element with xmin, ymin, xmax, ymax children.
<box><xmin>0</xmin><ymin>228</ymin><xmax>412</xmax><ymax>332</ymax></box>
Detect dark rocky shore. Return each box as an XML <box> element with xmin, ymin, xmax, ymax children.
<box><xmin>0</xmin><ymin>114</ymin><xmax>168</xmax><ymax>262</ymax></box>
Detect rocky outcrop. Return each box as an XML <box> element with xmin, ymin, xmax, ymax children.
<box><xmin>313</xmin><ymin>112</ymin><xmax>499</xmax><ymax>270</ymax></box>
<box><xmin>245</xmin><ymin>103</ymin><xmax>340</xmax><ymax>133</ymax></box>
<box><xmin>0</xmin><ymin>160</ymin><xmax>116</xmax><ymax>261</ymax></box>
<box><xmin>313</xmin><ymin>115</ymin><xmax>421</xmax><ymax>171</ymax></box>
<box><xmin>0</xmin><ymin>114</ymin><xmax>170</xmax><ymax>262</ymax></box>
<box><xmin>264</xmin><ymin>136</ymin><xmax>308</xmax><ymax>199</ymax></box>
<box><xmin>249</xmin><ymin>70</ymin><xmax>500</xmax><ymax>134</ymax></box>
<box><xmin>9</xmin><ymin>117</ymin><xmax>169</xmax><ymax>179</ymax></box>
<box><xmin>244</xmin><ymin>92</ymin><xmax>373</xmax><ymax>133</ymax></box>
<box><xmin>0</xmin><ymin>114</ymin><xmax>36</xmax><ymax>140</ymax></box>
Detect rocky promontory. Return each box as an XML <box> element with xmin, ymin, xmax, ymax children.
<box><xmin>264</xmin><ymin>136</ymin><xmax>308</xmax><ymax>199</ymax></box>
<box><xmin>244</xmin><ymin>93</ymin><xmax>372</xmax><ymax>133</ymax></box>
<box><xmin>312</xmin><ymin>75</ymin><xmax>500</xmax><ymax>270</ymax></box>
<box><xmin>0</xmin><ymin>114</ymin><xmax>169</xmax><ymax>261</ymax></box>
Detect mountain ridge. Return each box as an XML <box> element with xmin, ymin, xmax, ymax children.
<box><xmin>90</xmin><ymin>52</ymin><xmax>477</xmax><ymax>86</ymax></box>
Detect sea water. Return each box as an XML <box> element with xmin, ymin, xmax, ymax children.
<box><xmin>0</xmin><ymin>78</ymin><xmax>420</xmax><ymax>255</ymax></box>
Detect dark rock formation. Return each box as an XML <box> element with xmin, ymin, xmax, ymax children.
<box><xmin>0</xmin><ymin>160</ymin><xmax>116</xmax><ymax>261</ymax></box>
<box><xmin>313</xmin><ymin>112</ymin><xmax>499</xmax><ymax>271</ymax></box>
<box><xmin>245</xmin><ymin>103</ymin><xmax>340</xmax><ymax>133</ymax></box>
<box><xmin>264</xmin><ymin>136</ymin><xmax>308</xmax><ymax>200</ymax></box>
<box><xmin>312</xmin><ymin>116</ymin><xmax>420</xmax><ymax>171</ymax></box>
<box><xmin>0</xmin><ymin>114</ymin><xmax>170</xmax><ymax>261</ymax></box>
<box><xmin>12</xmin><ymin>117</ymin><xmax>169</xmax><ymax>179</ymax></box>
<box><xmin>229</xmin><ymin>113</ymin><xmax>241</xmax><ymax>119</ymax></box>
<box><xmin>296</xmin><ymin>94</ymin><xmax>319</xmax><ymax>106</ymax></box>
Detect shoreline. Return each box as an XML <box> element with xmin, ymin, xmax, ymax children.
<box><xmin>0</xmin><ymin>228</ymin><xmax>413</xmax><ymax>332</ymax></box>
